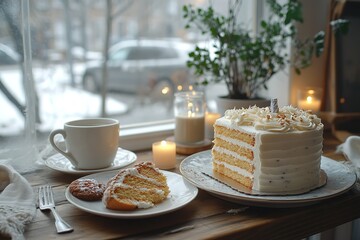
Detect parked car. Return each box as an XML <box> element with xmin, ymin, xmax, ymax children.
<box><xmin>82</xmin><ymin>39</ymin><xmax>195</xmax><ymax>94</ymax></box>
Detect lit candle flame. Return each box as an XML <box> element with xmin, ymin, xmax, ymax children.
<box><xmin>187</xmin><ymin>102</ymin><xmax>196</xmax><ymax>117</ymax></box>
<box><xmin>306</xmin><ymin>96</ymin><xmax>313</xmax><ymax>103</ymax></box>
<box><xmin>187</xmin><ymin>111</ymin><xmax>195</xmax><ymax>117</ymax></box>
<box><xmin>161</xmin><ymin>87</ymin><xmax>170</xmax><ymax>95</ymax></box>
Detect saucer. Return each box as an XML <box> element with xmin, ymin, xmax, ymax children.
<box><xmin>45</xmin><ymin>148</ymin><xmax>137</xmax><ymax>175</ymax></box>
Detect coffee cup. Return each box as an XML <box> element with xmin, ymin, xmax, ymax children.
<box><xmin>49</xmin><ymin>118</ymin><xmax>119</xmax><ymax>169</ymax></box>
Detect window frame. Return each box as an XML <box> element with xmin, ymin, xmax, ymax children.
<box><xmin>119</xmin><ymin>119</ymin><xmax>174</xmax><ymax>151</ymax></box>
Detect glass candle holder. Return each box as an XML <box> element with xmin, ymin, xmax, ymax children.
<box><xmin>174</xmin><ymin>91</ymin><xmax>205</xmax><ymax>145</ymax></box>
<box><xmin>297</xmin><ymin>88</ymin><xmax>322</xmax><ymax>113</ymax></box>
<box><xmin>205</xmin><ymin>112</ymin><xmax>221</xmax><ymax>140</ymax></box>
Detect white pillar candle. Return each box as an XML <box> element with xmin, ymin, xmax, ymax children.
<box><xmin>152</xmin><ymin>141</ymin><xmax>176</xmax><ymax>170</ymax></box>
<box><xmin>297</xmin><ymin>89</ymin><xmax>322</xmax><ymax>113</ymax></box>
<box><xmin>298</xmin><ymin>96</ymin><xmax>321</xmax><ymax>113</ymax></box>
<box><xmin>174</xmin><ymin>115</ymin><xmax>205</xmax><ymax>144</ymax></box>
<box><xmin>205</xmin><ymin>112</ymin><xmax>221</xmax><ymax>139</ymax></box>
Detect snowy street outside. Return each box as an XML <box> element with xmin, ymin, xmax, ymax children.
<box><xmin>0</xmin><ymin>62</ymin><xmax>178</xmax><ymax>137</ymax></box>
<box><xmin>0</xmin><ymin>63</ymin><xmax>124</xmax><ymax>135</ymax></box>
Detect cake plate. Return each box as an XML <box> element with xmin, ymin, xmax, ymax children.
<box><xmin>180</xmin><ymin>150</ymin><xmax>357</xmax><ymax>208</ymax></box>
<box><xmin>45</xmin><ymin>148</ymin><xmax>136</xmax><ymax>175</ymax></box>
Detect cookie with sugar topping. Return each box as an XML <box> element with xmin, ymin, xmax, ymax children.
<box><xmin>69</xmin><ymin>178</ymin><xmax>105</xmax><ymax>201</ymax></box>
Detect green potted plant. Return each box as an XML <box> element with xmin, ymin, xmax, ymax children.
<box><xmin>183</xmin><ymin>0</ymin><xmax>347</xmax><ymax>113</ymax></box>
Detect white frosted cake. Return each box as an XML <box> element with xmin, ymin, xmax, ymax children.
<box><xmin>212</xmin><ymin>105</ymin><xmax>324</xmax><ymax>194</ymax></box>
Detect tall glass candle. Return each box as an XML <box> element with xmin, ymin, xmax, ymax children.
<box><xmin>205</xmin><ymin>112</ymin><xmax>221</xmax><ymax>139</ymax></box>
<box><xmin>174</xmin><ymin>91</ymin><xmax>205</xmax><ymax>144</ymax></box>
<box><xmin>297</xmin><ymin>88</ymin><xmax>322</xmax><ymax>113</ymax></box>
<box><xmin>152</xmin><ymin>141</ymin><xmax>176</xmax><ymax>169</ymax></box>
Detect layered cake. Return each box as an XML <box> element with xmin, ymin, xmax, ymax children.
<box><xmin>212</xmin><ymin>105</ymin><xmax>324</xmax><ymax>194</ymax></box>
<box><xmin>103</xmin><ymin>162</ymin><xmax>170</xmax><ymax>210</ymax></box>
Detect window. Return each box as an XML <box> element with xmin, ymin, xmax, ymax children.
<box><xmin>127</xmin><ymin>47</ymin><xmax>156</xmax><ymax>60</ymax></box>
<box><xmin>0</xmin><ymin>0</ymin><xmax>260</xmax><ymax>155</ymax></box>
<box><xmin>157</xmin><ymin>47</ymin><xmax>178</xmax><ymax>59</ymax></box>
<box><xmin>110</xmin><ymin>48</ymin><xmax>130</xmax><ymax>61</ymax></box>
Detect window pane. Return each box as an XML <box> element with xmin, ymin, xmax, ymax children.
<box><xmin>0</xmin><ymin>0</ymin><xmax>254</xmax><ymax>146</ymax></box>
<box><xmin>110</xmin><ymin>48</ymin><xmax>130</xmax><ymax>61</ymax></box>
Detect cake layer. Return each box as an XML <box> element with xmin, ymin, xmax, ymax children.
<box><xmin>103</xmin><ymin>162</ymin><xmax>170</xmax><ymax>210</ymax></box>
<box><xmin>213</xmin><ymin>161</ymin><xmax>252</xmax><ymax>188</ymax></box>
<box><xmin>212</xmin><ymin>149</ymin><xmax>254</xmax><ymax>172</ymax></box>
<box><xmin>213</xmin><ymin>138</ymin><xmax>254</xmax><ymax>161</ymax></box>
<box><xmin>214</xmin><ymin>125</ymin><xmax>255</xmax><ymax>146</ymax></box>
<box><xmin>111</xmin><ymin>184</ymin><xmax>166</xmax><ymax>204</ymax></box>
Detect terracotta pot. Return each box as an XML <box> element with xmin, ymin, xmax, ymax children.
<box><xmin>215</xmin><ymin>97</ymin><xmax>271</xmax><ymax>115</ymax></box>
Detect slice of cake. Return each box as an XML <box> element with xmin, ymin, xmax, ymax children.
<box><xmin>102</xmin><ymin>162</ymin><xmax>170</xmax><ymax>210</ymax></box>
<box><xmin>212</xmin><ymin>105</ymin><xmax>324</xmax><ymax>194</ymax></box>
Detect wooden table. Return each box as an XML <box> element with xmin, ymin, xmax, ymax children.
<box><xmin>14</xmin><ymin>132</ymin><xmax>360</xmax><ymax>239</ymax></box>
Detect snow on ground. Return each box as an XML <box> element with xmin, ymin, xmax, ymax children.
<box><xmin>0</xmin><ymin>65</ymin><xmax>127</xmax><ymax>136</ymax></box>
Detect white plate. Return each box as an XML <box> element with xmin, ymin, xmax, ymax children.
<box><xmin>65</xmin><ymin>170</ymin><xmax>198</xmax><ymax>218</ymax></box>
<box><xmin>180</xmin><ymin>150</ymin><xmax>357</xmax><ymax>207</ymax></box>
<box><xmin>45</xmin><ymin>148</ymin><xmax>136</xmax><ymax>174</ymax></box>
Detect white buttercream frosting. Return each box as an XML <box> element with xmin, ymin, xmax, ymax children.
<box><xmin>224</xmin><ymin>105</ymin><xmax>323</xmax><ymax>132</ymax></box>
<box><xmin>213</xmin><ymin>105</ymin><xmax>324</xmax><ymax>194</ymax></box>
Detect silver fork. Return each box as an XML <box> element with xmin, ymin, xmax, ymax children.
<box><xmin>38</xmin><ymin>185</ymin><xmax>73</xmax><ymax>233</ymax></box>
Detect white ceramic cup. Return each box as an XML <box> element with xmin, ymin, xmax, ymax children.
<box><xmin>49</xmin><ymin>118</ymin><xmax>120</xmax><ymax>170</ymax></box>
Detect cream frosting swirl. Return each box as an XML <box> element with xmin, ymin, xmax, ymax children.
<box><xmin>224</xmin><ymin>105</ymin><xmax>323</xmax><ymax>132</ymax></box>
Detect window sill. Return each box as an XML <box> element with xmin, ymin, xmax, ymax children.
<box><xmin>120</xmin><ymin>120</ymin><xmax>175</xmax><ymax>151</ymax></box>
